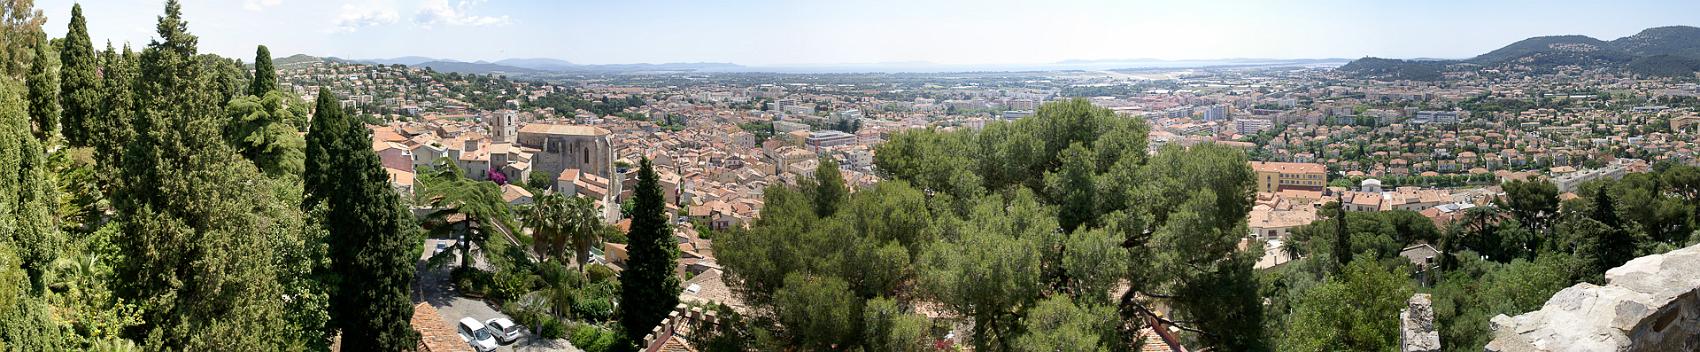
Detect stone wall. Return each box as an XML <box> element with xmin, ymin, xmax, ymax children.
<box><xmin>1484</xmin><ymin>243</ymin><xmax>1700</xmax><ymax>351</ymax></box>
<box><xmin>1402</xmin><ymin>293</ymin><xmax>1440</xmax><ymax>352</ymax></box>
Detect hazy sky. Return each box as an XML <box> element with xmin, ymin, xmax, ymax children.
<box><xmin>32</xmin><ymin>0</ymin><xmax>1700</xmax><ymax>66</ymax></box>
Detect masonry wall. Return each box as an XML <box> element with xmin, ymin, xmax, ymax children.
<box><xmin>1485</xmin><ymin>243</ymin><xmax>1700</xmax><ymax>351</ymax></box>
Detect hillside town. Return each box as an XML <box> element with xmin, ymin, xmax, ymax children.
<box><xmin>9</xmin><ymin>0</ymin><xmax>1700</xmax><ymax>351</ymax></box>
<box><xmin>264</xmin><ymin>52</ymin><xmax>1700</xmax><ymax>351</ymax></box>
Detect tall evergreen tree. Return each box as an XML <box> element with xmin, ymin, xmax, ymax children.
<box><xmin>619</xmin><ymin>158</ymin><xmax>682</xmax><ymax>344</ymax></box>
<box><xmin>0</xmin><ymin>64</ymin><xmax>58</xmax><ymax>296</ymax></box>
<box><xmin>92</xmin><ymin>42</ymin><xmax>136</xmax><ymax>171</ymax></box>
<box><xmin>1592</xmin><ymin>187</ymin><xmax>1637</xmax><ymax>270</ymax></box>
<box><xmin>249</xmin><ymin>45</ymin><xmax>275</xmax><ymax>97</ymax></box>
<box><xmin>112</xmin><ymin>1</ymin><xmax>292</xmax><ymax>348</ymax></box>
<box><xmin>226</xmin><ymin>91</ymin><xmax>305</xmax><ymax>177</ymax></box>
<box><xmin>812</xmin><ymin>156</ymin><xmax>846</xmax><ymax>217</ymax></box>
<box><xmin>306</xmin><ymin>86</ymin><xmax>420</xmax><ymax>350</ymax></box>
<box><xmin>24</xmin><ymin>35</ymin><xmax>55</xmax><ymax>140</ymax></box>
<box><xmin>1334</xmin><ymin>199</ymin><xmax>1352</xmax><ymax>271</ymax></box>
<box><xmin>304</xmin><ymin>88</ymin><xmax>345</xmax><ymax>209</ymax></box>
<box><xmin>59</xmin><ymin>3</ymin><xmax>100</xmax><ymax>147</ymax></box>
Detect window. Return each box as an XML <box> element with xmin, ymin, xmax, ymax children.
<box><xmin>583</xmin><ymin>147</ymin><xmax>590</xmax><ymax>164</ymax></box>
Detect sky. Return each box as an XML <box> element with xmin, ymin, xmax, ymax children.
<box><xmin>32</xmin><ymin>0</ymin><xmax>1700</xmax><ymax>66</ymax></box>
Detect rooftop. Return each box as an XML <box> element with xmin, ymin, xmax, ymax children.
<box><xmin>518</xmin><ymin>123</ymin><xmax>611</xmax><ymax>137</ymax></box>
<box><xmin>1250</xmin><ymin>161</ymin><xmax>1326</xmax><ymax>174</ymax></box>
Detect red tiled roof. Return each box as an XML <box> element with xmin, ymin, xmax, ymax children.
<box><xmin>411</xmin><ymin>303</ymin><xmax>471</xmax><ymax>352</ymax></box>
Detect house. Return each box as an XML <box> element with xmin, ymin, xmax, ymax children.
<box><xmin>1250</xmin><ymin>161</ymin><xmax>1327</xmax><ymax>193</ymax></box>
<box><xmin>1248</xmin><ymin>205</ymin><xmax>1318</xmax><ymax>241</ymax></box>
<box><xmin>410</xmin><ymin>303</ymin><xmax>472</xmax><ymax>352</ymax></box>
<box><xmin>384</xmin><ymin>167</ymin><xmax>415</xmax><ymax>196</ymax></box>
<box><xmin>501</xmin><ymin>184</ymin><xmax>533</xmax><ymax>206</ymax></box>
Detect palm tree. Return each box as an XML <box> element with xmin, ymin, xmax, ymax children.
<box><xmin>526</xmin><ymin>193</ymin><xmax>567</xmax><ymax>260</ymax></box>
<box><xmin>563</xmin><ymin>195</ymin><xmax>602</xmax><ymax>272</ymax></box>
<box><xmin>526</xmin><ymin>192</ymin><xmax>602</xmax><ymax>272</ymax></box>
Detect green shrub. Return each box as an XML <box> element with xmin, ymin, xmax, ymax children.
<box><xmin>539</xmin><ymin>317</ymin><xmax>568</xmax><ymax>340</ymax></box>
<box><xmin>586</xmin><ymin>264</ymin><xmax>617</xmax><ymax>283</ymax></box>
<box><xmin>451</xmin><ymin>267</ymin><xmax>494</xmax><ymax>297</ymax></box>
<box><xmin>490</xmin><ymin>269</ymin><xmax>537</xmax><ymax>301</ymax></box>
<box><xmin>537</xmin><ymin>260</ymin><xmax>570</xmax><ymax>287</ymax></box>
<box><xmin>569</xmin><ymin>323</ymin><xmax>602</xmax><ymax>348</ymax></box>
<box><xmin>570</xmin><ymin>282</ymin><xmax>617</xmax><ymax>322</ymax></box>
<box><xmin>587</xmin><ymin>329</ymin><xmax>620</xmax><ymax>352</ymax></box>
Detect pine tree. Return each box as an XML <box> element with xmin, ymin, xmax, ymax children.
<box><xmin>25</xmin><ymin>35</ymin><xmax>56</xmax><ymax>140</ymax></box>
<box><xmin>59</xmin><ymin>3</ymin><xmax>100</xmax><ymax>147</ymax></box>
<box><xmin>249</xmin><ymin>45</ymin><xmax>275</xmax><ymax>97</ymax></box>
<box><xmin>112</xmin><ymin>1</ymin><xmax>291</xmax><ymax>348</ymax></box>
<box><xmin>813</xmin><ymin>156</ymin><xmax>846</xmax><ymax>217</ymax></box>
<box><xmin>306</xmin><ymin>86</ymin><xmax>420</xmax><ymax>350</ymax></box>
<box><xmin>619</xmin><ymin>158</ymin><xmax>682</xmax><ymax>344</ymax></box>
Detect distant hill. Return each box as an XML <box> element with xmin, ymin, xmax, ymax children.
<box><xmin>1340</xmin><ymin>25</ymin><xmax>1700</xmax><ymax>80</ymax></box>
<box><xmin>1336</xmin><ymin>57</ymin><xmax>1452</xmax><ymax>81</ymax></box>
<box><xmin>273</xmin><ymin>54</ymin><xmax>324</xmax><ymax>66</ymax></box>
<box><xmin>357</xmin><ymin>56</ymin><xmax>439</xmax><ymax>66</ymax></box>
<box><xmin>575</xmin><ymin>62</ymin><xmax>742</xmax><ymax>72</ymax></box>
<box><xmin>1467</xmin><ymin>35</ymin><xmax>1634</xmax><ymax>66</ymax></box>
<box><xmin>414</xmin><ymin>61</ymin><xmax>541</xmax><ymax>75</ymax></box>
<box><xmin>1612</xmin><ymin>26</ymin><xmax>1700</xmax><ymax>58</ymax></box>
<box><xmin>1628</xmin><ymin>55</ymin><xmax>1700</xmax><ymax>78</ymax></box>
<box><xmin>493</xmin><ymin>58</ymin><xmax>577</xmax><ymax>71</ymax></box>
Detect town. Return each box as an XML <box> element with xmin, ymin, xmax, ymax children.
<box><xmin>4</xmin><ymin>1</ymin><xmax>1700</xmax><ymax>352</ymax></box>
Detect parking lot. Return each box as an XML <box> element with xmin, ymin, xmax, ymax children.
<box><xmin>418</xmin><ymin>239</ymin><xmax>580</xmax><ymax>352</ymax></box>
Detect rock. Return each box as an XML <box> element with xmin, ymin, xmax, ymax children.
<box><xmin>1486</xmin><ymin>243</ymin><xmax>1700</xmax><ymax>351</ymax></box>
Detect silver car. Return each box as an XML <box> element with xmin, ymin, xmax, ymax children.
<box><xmin>484</xmin><ymin>318</ymin><xmax>523</xmax><ymax>344</ymax></box>
<box><xmin>457</xmin><ymin>317</ymin><xmax>499</xmax><ymax>352</ymax></box>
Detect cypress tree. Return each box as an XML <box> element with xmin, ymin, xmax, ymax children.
<box><xmin>620</xmin><ymin>158</ymin><xmax>682</xmax><ymax>344</ymax></box>
<box><xmin>249</xmin><ymin>45</ymin><xmax>275</xmax><ymax>97</ymax></box>
<box><xmin>113</xmin><ymin>1</ymin><xmax>291</xmax><ymax>348</ymax></box>
<box><xmin>1333</xmin><ymin>199</ymin><xmax>1352</xmax><ymax>271</ymax></box>
<box><xmin>60</xmin><ymin>3</ymin><xmax>101</xmax><ymax>147</ymax></box>
<box><xmin>92</xmin><ymin>42</ymin><xmax>136</xmax><ymax>171</ymax></box>
<box><xmin>25</xmin><ymin>35</ymin><xmax>57</xmax><ymax>140</ymax></box>
<box><xmin>307</xmin><ymin>86</ymin><xmax>419</xmax><ymax>350</ymax></box>
<box><xmin>0</xmin><ymin>69</ymin><xmax>59</xmax><ymax>295</ymax></box>
<box><xmin>303</xmin><ymin>88</ymin><xmax>346</xmax><ymax>209</ymax></box>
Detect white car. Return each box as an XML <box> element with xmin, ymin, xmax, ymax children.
<box><xmin>457</xmin><ymin>317</ymin><xmax>499</xmax><ymax>352</ymax></box>
<box><xmin>484</xmin><ymin>318</ymin><xmax>523</xmax><ymax>344</ymax></box>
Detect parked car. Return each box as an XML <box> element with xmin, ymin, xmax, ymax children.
<box><xmin>484</xmin><ymin>318</ymin><xmax>523</xmax><ymax>344</ymax></box>
<box><xmin>457</xmin><ymin>317</ymin><xmax>499</xmax><ymax>352</ymax></box>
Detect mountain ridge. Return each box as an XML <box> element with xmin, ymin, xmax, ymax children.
<box><xmin>1340</xmin><ymin>25</ymin><xmax>1700</xmax><ymax>80</ymax></box>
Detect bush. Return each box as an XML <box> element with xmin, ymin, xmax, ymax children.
<box><xmin>539</xmin><ymin>317</ymin><xmax>569</xmax><ymax>340</ymax></box>
<box><xmin>490</xmin><ymin>269</ymin><xmax>537</xmax><ymax>301</ymax></box>
<box><xmin>587</xmin><ymin>329</ymin><xmax>621</xmax><ymax>352</ymax></box>
<box><xmin>451</xmin><ymin>267</ymin><xmax>494</xmax><ymax>297</ymax></box>
<box><xmin>570</xmin><ymin>282</ymin><xmax>618</xmax><ymax>322</ymax></box>
<box><xmin>569</xmin><ymin>323</ymin><xmax>604</xmax><ymax>348</ymax></box>
<box><xmin>586</xmin><ymin>264</ymin><xmax>617</xmax><ymax>284</ymax></box>
<box><xmin>536</xmin><ymin>261</ymin><xmax>583</xmax><ymax>289</ymax></box>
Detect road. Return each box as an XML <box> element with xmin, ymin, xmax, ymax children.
<box><xmin>418</xmin><ymin>239</ymin><xmax>580</xmax><ymax>352</ymax></box>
